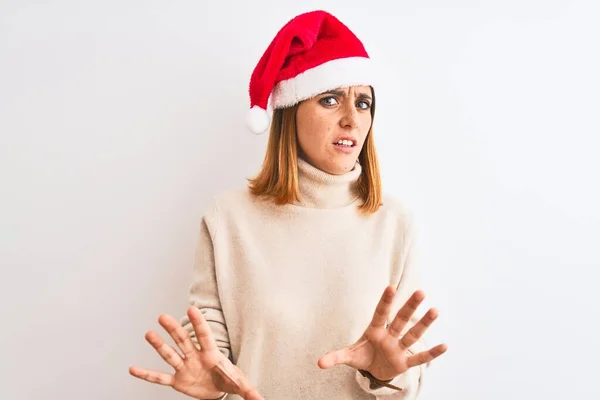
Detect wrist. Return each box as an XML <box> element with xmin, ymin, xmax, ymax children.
<box><xmin>365</xmin><ymin>369</ymin><xmax>396</xmax><ymax>382</ymax></box>
<box><xmin>358</xmin><ymin>369</ymin><xmax>400</xmax><ymax>390</ymax></box>
<box><xmin>203</xmin><ymin>393</ymin><xmax>226</xmax><ymax>400</ymax></box>
<box><xmin>373</xmin><ymin>374</ymin><xmax>395</xmax><ymax>382</ymax></box>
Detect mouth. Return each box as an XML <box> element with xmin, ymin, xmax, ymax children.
<box><xmin>332</xmin><ymin>138</ymin><xmax>357</xmax><ymax>148</ymax></box>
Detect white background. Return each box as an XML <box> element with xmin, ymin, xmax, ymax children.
<box><xmin>1</xmin><ymin>1</ymin><xmax>599</xmax><ymax>399</ymax></box>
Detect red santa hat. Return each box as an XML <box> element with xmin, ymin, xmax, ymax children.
<box><xmin>246</xmin><ymin>10</ymin><xmax>376</xmax><ymax>134</ymax></box>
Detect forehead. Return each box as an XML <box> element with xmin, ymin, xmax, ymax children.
<box><xmin>320</xmin><ymin>85</ymin><xmax>372</xmax><ymax>95</ymax></box>
<box><xmin>350</xmin><ymin>85</ymin><xmax>371</xmax><ymax>93</ymax></box>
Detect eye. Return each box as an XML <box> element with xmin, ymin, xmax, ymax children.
<box><xmin>357</xmin><ymin>100</ymin><xmax>371</xmax><ymax>110</ymax></box>
<box><xmin>319</xmin><ymin>96</ymin><xmax>339</xmax><ymax>107</ymax></box>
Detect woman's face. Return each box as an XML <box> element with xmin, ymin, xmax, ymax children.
<box><xmin>295</xmin><ymin>85</ymin><xmax>373</xmax><ymax>175</ymax></box>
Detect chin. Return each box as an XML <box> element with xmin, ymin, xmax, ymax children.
<box><xmin>327</xmin><ymin>161</ymin><xmax>356</xmax><ymax>175</ymax></box>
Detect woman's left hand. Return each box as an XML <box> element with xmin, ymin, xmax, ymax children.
<box><xmin>317</xmin><ymin>286</ymin><xmax>448</xmax><ymax>381</ymax></box>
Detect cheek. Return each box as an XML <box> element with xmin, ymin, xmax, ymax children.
<box><xmin>299</xmin><ymin>116</ymin><xmax>333</xmax><ymax>149</ymax></box>
<box><xmin>361</xmin><ymin>113</ymin><xmax>373</xmax><ymax>130</ymax></box>
<box><xmin>358</xmin><ymin>115</ymin><xmax>372</xmax><ymax>139</ymax></box>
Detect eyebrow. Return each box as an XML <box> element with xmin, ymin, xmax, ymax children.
<box><xmin>322</xmin><ymin>89</ymin><xmax>372</xmax><ymax>100</ymax></box>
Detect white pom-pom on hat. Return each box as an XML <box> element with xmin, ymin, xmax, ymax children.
<box><xmin>246</xmin><ymin>106</ymin><xmax>270</xmax><ymax>135</ymax></box>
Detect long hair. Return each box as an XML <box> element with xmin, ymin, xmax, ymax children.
<box><xmin>248</xmin><ymin>89</ymin><xmax>382</xmax><ymax>214</ymax></box>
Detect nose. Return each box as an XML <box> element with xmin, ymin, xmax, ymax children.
<box><xmin>339</xmin><ymin>101</ymin><xmax>360</xmax><ymax>130</ymax></box>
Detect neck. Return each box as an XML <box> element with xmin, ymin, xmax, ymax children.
<box><xmin>295</xmin><ymin>157</ymin><xmax>362</xmax><ymax>208</ymax></box>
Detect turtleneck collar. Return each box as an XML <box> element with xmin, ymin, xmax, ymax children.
<box><xmin>295</xmin><ymin>157</ymin><xmax>362</xmax><ymax>208</ymax></box>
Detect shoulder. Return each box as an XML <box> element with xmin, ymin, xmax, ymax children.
<box><xmin>202</xmin><ymin>187</ymin><xmax>253</xmax><ymax>215</ymax></box>
<box><xmin>378</xmin><ymin>193</ymin><xmax>415</xmax><ymax>229</ymax></box>
<box><xmin>201</xmin><ymin>186</ymin><xmax>263</xmax><ymax>226</ymax></box>
<box><xmin>372</xmin><ymin>193</ymin><xmax>418</xmax><ymax>248</ymax></box>
<box><xmin>196</xmin><ymin>187</ymin><xmax>250</xmax><ymax>236</ymax></box>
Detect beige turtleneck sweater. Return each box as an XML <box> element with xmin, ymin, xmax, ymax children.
<box><xmin>180</xmin><ymin>158</ymin><xmax>430</xmax><ymax>399</ymax></box>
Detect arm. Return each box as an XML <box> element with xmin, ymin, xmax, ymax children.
<box><xmin>130</xmin><ymin>200</ymin><xmax>263</xmax><ymax>400</ymax></box>
<box><xmin>179</xmin><ymin>204</ymin><xmax>231</xmax><ymax>398</ymax></box>
<box><xmin>355</xmin><ymin>212</ymin><xmax>429</xmax><ymax>399</ymax></box>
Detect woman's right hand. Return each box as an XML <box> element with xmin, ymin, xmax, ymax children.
<box><xmin>129</xmin><ymin>307</ymin><xmax>264</xmax><ymax>400</ymax></box>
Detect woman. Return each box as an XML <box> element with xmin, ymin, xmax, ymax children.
<box><xmin>129</xmin><ymin>10</ymin><xmax>447</xmax><ymax>400</ymax></box>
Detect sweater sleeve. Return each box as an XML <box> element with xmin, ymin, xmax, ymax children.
<box><xmin>180</xmin><ymin>204</ymin><xmax>232</xmax><ymax>361</ymax></box>
<box><xmin>355</xmin><ymin>210</ymin><xmax>429</xmax><ymax>399</ymax></box>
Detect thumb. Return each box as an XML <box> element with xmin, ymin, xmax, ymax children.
<box><xmin>244</xmin><ymin>388</ymin><xmax>265</xmax><ymax>400</ymax></box>
<box><xmin>234</xmin><ymin>374</ymin><xmax>265</xmax><ymax>400</ymax></box>
<box><xmin>317</xmin><ymin>348</ymin><xmax>350</xmax><ymax>369</ymax></box>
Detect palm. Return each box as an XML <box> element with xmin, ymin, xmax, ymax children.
<box><xmin>129</xmin><ymin>307</ymin><xmax>263</xmax><ymax>400</ymax></box>
<box><xmin>346</xmin><ymin>328</ymin><xmax>411</xmax><ymax>380</ymax></box>
<box><xmin>169</xmin><ymin>341</ymin><xmax>223</xmax><ymax>399</ymax></box>
<box><xmin>318</xmin><ymin>286</ymin><xmax>448</xmax><ymax>381</ymax></box>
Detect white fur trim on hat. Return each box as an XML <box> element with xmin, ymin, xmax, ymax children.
<box><xmin>271</xmin><ymin>56</ymin><xmax>376</xmax><ymax>109</ymax></box>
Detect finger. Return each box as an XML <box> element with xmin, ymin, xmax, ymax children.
<box><xmin>144</xmin><ymin>330</ymin><xmax>185</xmax><ymax>371</ymax></box>
<box><xmin>406</xmin><ymin>343</ymin><xmax>448</xmax><ymax>368</ymax></box>
<box><xmin>317</xmin><ymin>347</ymin><xmax>351</xmax><ymax>369</ymax></box>
<box><xmin>319</xmin><ymin>339</ymin><xmax>370</xmax><ymax>369</ymax></box>
<box><xmin>129</xmin><ymin>365</ymin><xmax>175</xmax><ymax>386</ymax></box>
<box><xmin>212</xmin><ymin>360</ymin><xmax>263</xmax><ymax>399</ymax></box>
<box><xmin>387</xmin><ymin>290</ymin><xmax>425</xmax><ymax>337</ymax></box>
<box><xmin>158</xmin><ymin>313</ymin><xmax>197</xmax><ymax>359</ymax></box>
<box><xmin>244</xmin><ymin>388</ymin><xmax>265</xmax><ymax>400</ymax></box>
<box><xmin>241</xmin><ymin>386</ymin><xmax>265</xmax><ymax>400</ymax></box>
<box><xmin>188</xmin><ymin>307</ymin><xmax>218</xmax><ymax>352</ymax></box>
<box><xmin>369</xmin><ymin>285</ymin><xmax>396</xmax><ymax>329</ymax></box>
<box><xmin>398</xmin><ymin>308</ymin><xmax>439</xmax><ymax>350</ymax></box>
